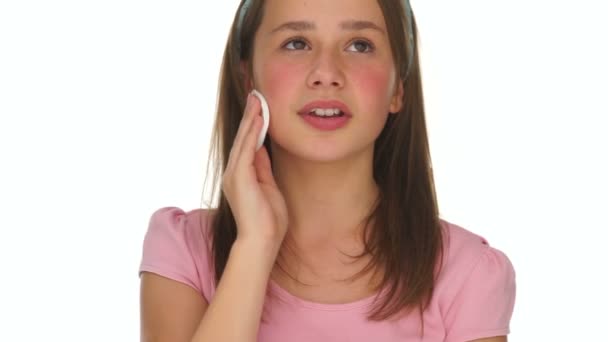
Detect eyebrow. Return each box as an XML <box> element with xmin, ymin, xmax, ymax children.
<box><xmin>269</xmin><ymin>20</ymin><xmax>385</xmax><ymax>35</ymax></box>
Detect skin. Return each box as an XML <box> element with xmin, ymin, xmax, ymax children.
<box><xmin>140</xmin><ymin>1</ymin><xmax>509</xmax><ymax>341</ymax></box>
<box><xmin>245</xmin><ymin>1</ymin><xmax>509</xmax><ymax>340</ymax></box>
<box><xmin>241</xmin><ymin>0</ymin><xmax>406</xmax><ymax>303</ymax></box>
<box><xmin>247</xmin><ymin>0</ymin><xmax>403</xmax><ymax>246</ymax></box>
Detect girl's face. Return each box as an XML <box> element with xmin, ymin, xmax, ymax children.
<box><xmin>250</xmin><ymin>0</ymin><xmax>403</xmax><ymax>162</ymax></box>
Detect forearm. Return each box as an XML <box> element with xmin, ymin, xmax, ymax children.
<box><xmin>191</xmin><ymin>238</ymin><xmax>280</xmax><ymax>342</ymax></box>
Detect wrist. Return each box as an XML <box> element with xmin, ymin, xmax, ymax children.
<box><xmin>232</xmin><ymin>236</ymin><xmax>282</xmax><ymax>265</ymax></box>
<box><xmin>236</xmin><ymin>230</ymin><xmax>285</xmax><ymax>250</ymax></box>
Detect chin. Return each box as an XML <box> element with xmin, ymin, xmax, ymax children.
<box><xmin>272</xmin><ymin>138</ymin><xmax>370</xmax><ymax>164</ymax></box>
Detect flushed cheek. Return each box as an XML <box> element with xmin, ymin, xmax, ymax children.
<box><xmin>254</xmin><ymin>59</ymin><xmax>395</xmax><ymax>119</ymax></box>
<box><xmin>254</xmin><ymin>61</ymin><xmax>306</xmax><ymax>142</ymax></box>
<box><xmin>351</xmin><ymin>68</ymin><xmax>395</xmax><ymax>114</ymax></box>
<box><xmin>258</xmin><ymin>61</ymin><xmax>302</xmax><ymax>112</ymax></box>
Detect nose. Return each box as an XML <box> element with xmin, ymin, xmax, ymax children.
<box><xmin>306</xmin><ymin>49</ymin><xmax>345</xmax><ymax>90</ymax></box>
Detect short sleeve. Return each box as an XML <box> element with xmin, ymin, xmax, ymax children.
<box><xmin>138</xmin><ymin>207</ymin><xmax>213</xmax><ymax>297</ymax></box>
<box><xmin>443</xmin><ymin>245</ymin><xmax>516</xmax><ymax>342</ymax></box>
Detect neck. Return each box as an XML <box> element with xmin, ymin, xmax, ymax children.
<box><xmin>271</xmin><ymin>144</ymin><xmax>379</xmax><ymax>244</ymax></box>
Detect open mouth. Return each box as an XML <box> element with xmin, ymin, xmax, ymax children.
<box><xmin>307</xmin><ymin>109</ymin><xmax>346</xmax><ymax>118</ymax></box>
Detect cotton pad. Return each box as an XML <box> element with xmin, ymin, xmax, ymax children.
<box><xmin>251</xmin><ymin>89</ymin><xmax>270</xmax><ymax>151</ymax></box>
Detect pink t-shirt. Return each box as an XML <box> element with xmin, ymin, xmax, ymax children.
<box><xmin>139</xmin><ymin>207</ymin><xmax>516</xmax><ymax>342</ymax></box>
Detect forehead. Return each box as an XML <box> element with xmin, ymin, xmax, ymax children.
<box><xmin>259</xmin><ymin>0</ymin><xmax>387</xmax><ymax>32</ymax></box>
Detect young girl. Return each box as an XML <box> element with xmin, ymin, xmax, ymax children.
<box><xmin>138</xmin><ymin>0</ymin><xmax>516</xmax><ymax>341</ymax></box>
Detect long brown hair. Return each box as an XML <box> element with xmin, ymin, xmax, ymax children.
<box><xmin>200</xmin><ymin>0</ymin><xmax>444</xmax><ymax>331</ymax></box>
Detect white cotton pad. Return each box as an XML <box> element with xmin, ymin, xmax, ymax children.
<box><xmin>251</xmin><ymin>89</ymin><xmax>270</xmax><ymax>151</ymax></box>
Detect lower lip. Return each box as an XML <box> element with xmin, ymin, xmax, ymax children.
<box><xmin>300</xmin><ymin>113</ymin><xmax>350</xmax><ymax>131</ymax></box>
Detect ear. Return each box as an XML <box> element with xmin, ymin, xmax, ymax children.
<box><xmin>239</xmin><ymin>60</ymin><xmax>254</xmax><ymax>93</ymax></box>
<box><xmin>388</xmin><ymin>80</ymin><xmax>404</xmax><ymax>114</ymax></box>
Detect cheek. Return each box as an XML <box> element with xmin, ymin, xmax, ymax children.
<box><xmin>258</xmin><ymin>61</ymin><xmax>300</xmax><ymax>103</ymax></box>
<box><xmin>254</xmin><ymin>61</ymin><xmax>304</xmax><ymax>139</ymax></box>
<box><xmin>255</xmin><ymin>59</ymin><xmax>395</xmax><ymax>117</ymax></box>
<box><xmin>352</xmin><ymin>68</ymin><xmax>394</xmax><ymax>111</ymax></box>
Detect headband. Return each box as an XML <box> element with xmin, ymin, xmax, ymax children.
<box><xmin>236</xmin><ymin>0</ymin><xmax>415</xmax><ymax>80</ymax></box>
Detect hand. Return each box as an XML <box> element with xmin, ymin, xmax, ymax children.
<box><xmin>221</xmin><ymin>92</ymin><xmax>288</xmax><ymax>245</ymax></box>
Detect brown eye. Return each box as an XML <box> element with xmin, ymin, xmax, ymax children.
<box><xmin>348</xmin><ymin>40</ymin><xmax>374</xmax><ymax>53</ymax></box>
<box><xmin>284</xmin><ymin>39</ymin><xmax>309</xmax><ymax>50</ymax></box>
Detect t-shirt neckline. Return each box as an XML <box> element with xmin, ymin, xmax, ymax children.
<box><xmin>267</xmin><ymin>278</ymin><xmax>385</xmax><ymax>311</ymax></box>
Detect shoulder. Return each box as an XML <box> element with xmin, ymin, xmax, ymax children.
<box><xmin>148</xmin><ymin>206</ymin><xmax>215</xmax><ymax>230</ymax></box>
<box><xmin>143</xmin><ymin>206</ymin><xmax>217</xmax><ymax>260</ymax></box>
<box><xmin>146</xmin><ymin>206</ymin><xmax>215</xmax><ymax>243</ymax></box>
<box><xmin>436</xmin><ymin>219</ymin><xmax>517</xmax><ymax>341</ymax></box>
<box><xmin>438</xmin><ymin>218</ymin><xmax>514</xmax><ymax>280</ymax></box>
<box><xmin>139</xmin><ymin>206</ymin><xmax>218</xmax><ymax>300</ymax></box>
<box><xmin>440</xmin><ymin>218</ymin><xmax>490</xmax><ymax>257</ymax></box>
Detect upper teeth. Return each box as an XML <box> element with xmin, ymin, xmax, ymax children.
<box><xmin>310</xmin><ymin>108</ymin><xmax>342</xmax><ymax>116</ymax></box>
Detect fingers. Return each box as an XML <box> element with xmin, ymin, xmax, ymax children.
<box><xmin>239</xmin><ymin>110</ymin><xmax>262</xmax><ymax>166</ymax></box>
<box><xmin>230</xmin><ymin>93</ymin><xmax>255</xmax><ymax>158</ymax></box>
<box><xmin>227</xmin><ymin>92</ymin><xmax>261</xmax><ymax>169</ymax></box>
<box><xmin>235</xmin><ymin>95</ymin><xmax>261</xmax><ymax>166</ymax></box>
<box><xmin>254</xmin><ymin>146</ymin><xmax>277</xmax><ymax>187</ymax></box>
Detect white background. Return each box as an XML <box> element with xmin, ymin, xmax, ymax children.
<box><xmin>1</xmin><ymin>0</ymin><xmax>606</xmax><ymax>340</ymax></box>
